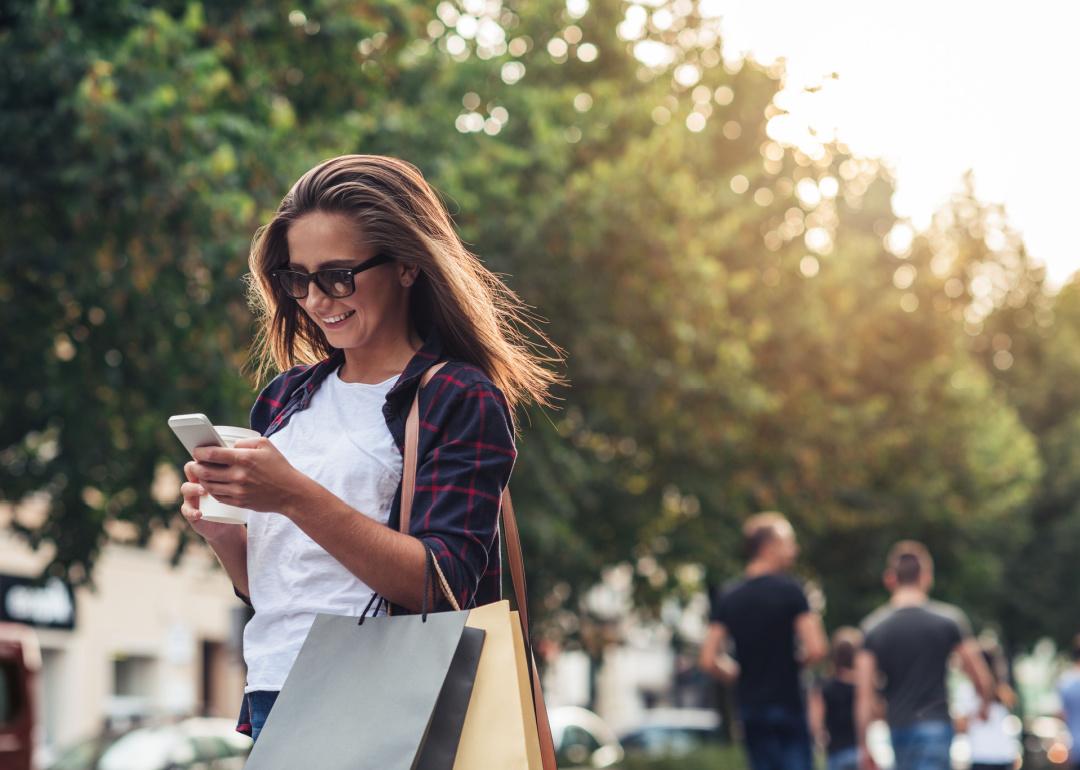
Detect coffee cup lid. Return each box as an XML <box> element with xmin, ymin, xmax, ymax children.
<box><xmin>216</xmin><ymin>426</ymin><xmax>261</xmax><ymax>440</ymax></box>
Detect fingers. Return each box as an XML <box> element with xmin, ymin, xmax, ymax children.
<box><xmin>181</xmin><ymin>461</ymin><xmax>231</xmax><ymax>494</ymax></box>
<box><xmin>180</xmin><ymin>480</ymin><xmax>205</xmax><ymax>503</ymax></box>
<box><xmin>180</xmin><ymin>500</ymin><xmax>202</xmax><ymax>523</ymax></box>
<box><xmin>190</xmin><ymin>462</ymin><xmax>235</xmax><ymax>484</ymax></box>
<box><xmin>201</xmin><ymin>481</ymin><xmax>239</xmax><ymax>503</ymax></box>
<box><xmin>193</xmin><ymin>446</ymin><xmax>251</xmax><ymax>465</ymax></box>
<box><xmin>191</xmin><ymin>446</ymin><xmax>222</xmax><ymax>464</ymax></box>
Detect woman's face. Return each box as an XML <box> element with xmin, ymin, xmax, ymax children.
<box><xmin>285</xmin><ymin>211</ymin><xmax>415</xmax><ymax>350</ymax></box>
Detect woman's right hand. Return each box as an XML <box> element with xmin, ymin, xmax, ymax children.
<box><xmin>181</xmin><ymin>461</ymin><xmax>239</xmax><ymax>544</ymax></box>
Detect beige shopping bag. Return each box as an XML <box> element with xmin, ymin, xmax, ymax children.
<box><xmin>508</xmin><ymin>609</ymin><xmax>544</xmax><ymax>769</ymax></box>
<box><xmin>449</xmin><ymin>602</ymin><xmax>543</xmax><ymax>770</ymax></box>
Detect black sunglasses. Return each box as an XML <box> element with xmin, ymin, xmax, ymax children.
<box><xmin>270</xmin><ymin>253</ymin><xmax>394</xmax><ymax>299</ymax></box>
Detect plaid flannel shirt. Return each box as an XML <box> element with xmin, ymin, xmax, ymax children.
<box><xmin>234</xmin><ymin>331</ymin><xmax>515</xmax><ymax>735</ymax></box>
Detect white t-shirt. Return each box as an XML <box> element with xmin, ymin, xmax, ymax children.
<box><xmin>243</xmin><ymin>367</ymin><xmax>401</xmax><ymax>692</ymax></box>
<box><xmin>955</xmin><ymin>682</ymin><xmax>1020</xmax><ymax>764</ymax></box>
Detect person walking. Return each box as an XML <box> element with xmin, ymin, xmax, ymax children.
<box><xmin>855</xmin><ymin>540</ymin><xmax>993</xmax><ymax>770</ymax></box>
<box><xmin>177</xmin><ymin>155</ymin><xmax>560</xmax><ymax>741</ymax></box>
<box><xmin>699</xmin><ymin>512</ymin><xmax>828</xmax><ymax>770</ymax></box>
<box><xmin>954</xmin><ymin>642</ymin><xmax>1020</xmax><ymax>770</ymax></box>
<box><xmin>1057</xmin><ymin>633</ymin><xmax>1080</xmax><ymax>770</ymax></box>
<box><xmin>809</xmin><ymin>627</ymin><xmax>864</xmax><ymax>770</ymax></box>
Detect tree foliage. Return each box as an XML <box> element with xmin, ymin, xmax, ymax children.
<box><xmin>1</xmin><ymin>0</ymin><xmax>1069</xmax><ymax>648</ymax></box>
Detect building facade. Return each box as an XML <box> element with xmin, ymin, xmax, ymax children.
<box><xmin>0</xmin><ymin>505</ymin><xmax>248</xmax><ymax>762</ymax></box>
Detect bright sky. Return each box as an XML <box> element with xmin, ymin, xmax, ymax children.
<box><xmin>709</xmin><ymin>0</ymin><xmax>1078</xmax><ymax>286</ymax></box>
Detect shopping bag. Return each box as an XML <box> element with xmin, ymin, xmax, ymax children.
<box><xmin>448</xmin><ymin>601</ymin><xmax>543</xmax><ymax>770</ymax></box>
<box><xmin>415</xmin><ymin>622</ymin><xmax>487</xmax><ymax>770</ymax></box>
<box><xmin>245</xmin><ymin>605</ymin><xmax>485</xmax><ymax>770</ymax></box>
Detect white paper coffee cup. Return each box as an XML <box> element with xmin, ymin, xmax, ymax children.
<box><xmin>198</xmin><ymin>425</ymin><xmax>261</xmax><ymax>525</ymax></box>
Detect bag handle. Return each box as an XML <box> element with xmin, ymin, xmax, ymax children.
<box><xmin>359</xmin><ymin>542</ymin><xmax>436</xmax><ymax>625</ymax></box>
<box><xmin>400</xmin><ymin>362</ymin><xmax>557</xmax><ymax>770</ymax></box>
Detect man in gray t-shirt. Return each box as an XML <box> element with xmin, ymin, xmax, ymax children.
<box><xmin>855</xmin><ymin>541</ymin><xmax>992</xmax><ymax>770</ymax></box>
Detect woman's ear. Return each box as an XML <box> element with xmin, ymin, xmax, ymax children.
<box><xmin>399</xmin><ymin>263</ymin><xmax>420</xmax><ymax>288</ymax></box>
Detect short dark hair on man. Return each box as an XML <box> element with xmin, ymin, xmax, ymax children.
<box><xmin>831</xmin><ymin>627</ymin><xmax>863</xmax><ymax>671</ymax></box>
<box><xmin>742</xmin><ymin>512</ymin><xmax>792</xmax><ymax>560</ymax></box>
<box><xmin>887</xmin><ymin>540</ymin><xmax>933</xmax><ymax>586</ymax></box>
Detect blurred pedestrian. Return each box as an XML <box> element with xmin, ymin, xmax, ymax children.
<box><xmin>855</xmin><ymin>541</ymin><xmax>993</xmax><ymax>770</ymax></box>
<box><xmin>1057</xmin><ymin>633</ymin><xmax>1080</xmax><ymax>770</ymax></box>
<box><xmin>954</xmin><ymin>642</ymin><xmax>1020</xmax><ymax>770</ymax></box>
<box><xmin>809</xmin><ymin>627</ymin><xmax>864</xmax><ymax>770</ymax></box>
<box><xmin>177</xmin><ymin>155</ymin><xmax>560</xmax><ymax>741</ymax></box>
<box><xmin>699</xmin><ymin>512</ymin><xmax>828</xmax><ymax>770</ymax></box>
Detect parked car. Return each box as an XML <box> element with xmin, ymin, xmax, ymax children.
<box><xmin>0</xmin><ymin>622</ymin><xmax>39</xmax><ymax>770</ymax></box>
<box><xmin>618</xmin><ymin>707</ymin><xmax>725</xmax><ymax>758</ymax></box>
<box><xmin>47</xmin><ymin>717</ymin><xmax>252</xmax><ymax>770</ymax></box>
<box><xmin>549</xmin><ymin>706</ymin><xmax>624</xmax><ymax>769</ymax></box>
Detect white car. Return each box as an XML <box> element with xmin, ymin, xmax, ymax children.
<box><xmin>47</xmin><ymin>717</ymin><xmax>252</xmax><ymax>770</ymax></box>
<box><xmin>618</xmin><ymin>707</ymin><xmax>724</xmax><ymax>758</ymax></box>
<box><xmin>548</xmin><ymin>706</ymin><xmax>624</xmax><ymax>769</ymax></box>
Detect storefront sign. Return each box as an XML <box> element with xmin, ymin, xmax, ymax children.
<box><xmin>0</xmin><ymin>574</ymin><xmax>76</xmax><ymax>630</ymax></box>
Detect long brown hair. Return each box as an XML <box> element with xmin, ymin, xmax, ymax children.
<box><xmin>244</xmin><ymin>155</ymin><xmax>563</xmax><ymax>411</ymax></box>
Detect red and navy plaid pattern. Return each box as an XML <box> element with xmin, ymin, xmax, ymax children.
<box><xmin>234</xmin><ymin>332</ymin><xmax>515</xmax><ymax>734</ymax></box>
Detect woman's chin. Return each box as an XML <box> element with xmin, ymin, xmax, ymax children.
<box><xmin>325</xmin><ymin>328</ymin><xmax>372</xmax><ymax>349</ymax></box>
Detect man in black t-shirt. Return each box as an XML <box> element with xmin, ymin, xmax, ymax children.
<box><xmin>855</xmin><ymin>541</ymin><xmax>992</xmax><ymax>770</ymax></box>
<box><xmin>699</xmin><ymin>512</ymin><xmax>828</xmax><ymax>770</ymax></box>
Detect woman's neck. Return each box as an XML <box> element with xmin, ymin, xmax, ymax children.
<box><xmin>338</xmin><ymin>327</ymin><xmax>422</xmax><ymax>384</ymax></box>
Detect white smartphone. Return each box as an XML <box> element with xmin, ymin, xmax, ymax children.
<box><xmin>168</xmin><ymin>413</ymin><xmax>226</xmax><ymax>459</ymax></box>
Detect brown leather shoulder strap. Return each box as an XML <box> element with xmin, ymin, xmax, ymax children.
<box><xmin>400</xmin><ymin>362</ymin><xmax>447</xmax><ymax>535</ymax></box>
<box><xmin>401</xmin><ymin>363</ymin><xmax>557</xmax><ymax>770</ymax></box>
<box><xmin>499</xmin><ymin>490</ymin><xmax>557</xmax><ymax>769</ymax></box>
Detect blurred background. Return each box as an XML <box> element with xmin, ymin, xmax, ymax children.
<box><xmin>1</xmin><ymin>0</ymin><xmax>1078</xmax><ymax>768</ymax></box>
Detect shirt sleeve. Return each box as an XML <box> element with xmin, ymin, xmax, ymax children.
<box><xmin>410</xmin><ymin>381</ymin><xmax>516</xmax><ymax>610</ymax></box>
<box><xmin>708</xmin><ymin>586</ymin><xmax>726</xmax><ymax>625</ymax></box>
<box><xmin>790</xmin><ymin>579</ymin><xmax>811</xmax><ymax>617</ymax></box>
<box><xmin>947</xmin><ymin>604</ymin><xmax>974</xmax><ymax>645</ymax></box>
<box><xmin>953</xmin><ymin>679</ymin><xmax>978</xmax><ymax>718</ymax></box>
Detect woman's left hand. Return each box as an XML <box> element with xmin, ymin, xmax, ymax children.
<box><xmin>191</xmin><ymin>438</ymin><xmax>310</xmax><ymax>514</ymax></box>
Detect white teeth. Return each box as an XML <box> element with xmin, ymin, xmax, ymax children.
<box><xmin>322</xmin><ymin>311</ymin><xmax>355</xmax><ymax>324</ymax></box>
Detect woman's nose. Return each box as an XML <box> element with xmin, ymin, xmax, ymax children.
<box><xmin>303</xmin><ymin>280</ymin><xmax>333</xmax><ymax>310</ymax></box>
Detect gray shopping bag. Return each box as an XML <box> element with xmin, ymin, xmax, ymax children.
<box><xmin>245</xmin><ymin>610</ymin><xmax>484</xmax><ymax>770</ymax></box>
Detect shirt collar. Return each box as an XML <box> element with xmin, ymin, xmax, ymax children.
<box><xmin>386</xmin><ymin>330</ymin><xmax>444</xmax><ymax>402</ymax></box>
<box><xmin>302</xmin><ymin>330</ymin><xmax>445</xmax><ymax>406</ymax></box>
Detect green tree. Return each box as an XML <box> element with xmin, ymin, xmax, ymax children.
<box><xmin>0</xmin><ymin>0</ymin><xmax>1048</xmax><ymax>653</ymax></box>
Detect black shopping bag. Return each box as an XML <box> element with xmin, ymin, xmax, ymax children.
<box><xmin>245</xmin><ymin>609</ymin><xmax>485</xmax><ymax>770</ymax></box>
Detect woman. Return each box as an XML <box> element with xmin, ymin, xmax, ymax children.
<box><xmin>177</xmin><ymin>155</ymin><xmax>561</xmax><ymax>741</ymax></box>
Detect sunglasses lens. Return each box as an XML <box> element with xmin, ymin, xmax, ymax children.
<box><xmin>317</xmin><ymin>270</ymin><xmax>355</xmax><ymax>298</ymax></box>
<box><xmin>274</xmin><ymin>272</ymin><xmax>308</xmax><ymax>299</ymax></box>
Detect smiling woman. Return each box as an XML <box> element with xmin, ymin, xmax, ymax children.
<box><xmin>175</xmin><ymin>154</ymin><xmax>563</xmax><ymax>743</ymax></box>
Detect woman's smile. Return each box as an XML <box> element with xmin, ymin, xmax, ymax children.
<box><xmin>320</xmin><ymin>309</ymin><xmax>357</xmax><ymax>328</ymax></box>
